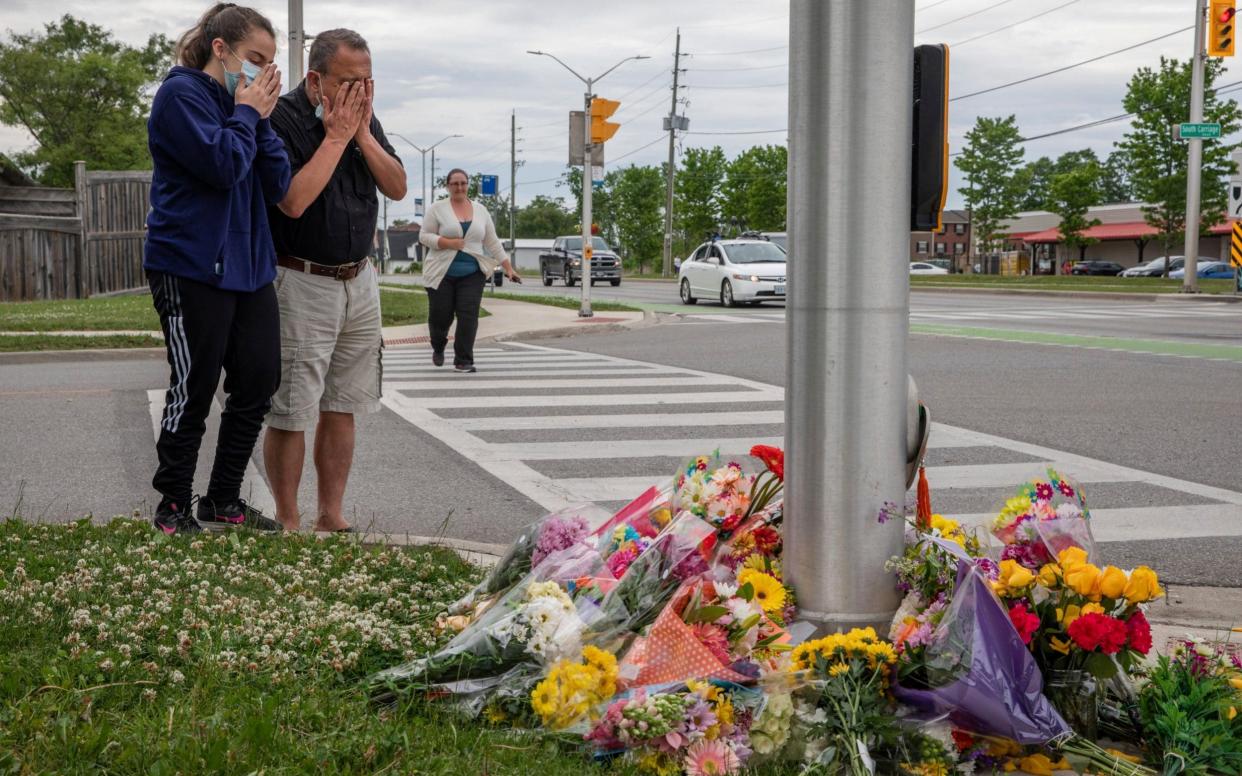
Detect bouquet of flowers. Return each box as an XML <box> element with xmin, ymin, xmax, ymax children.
<box><xmin>447</xmin><ymin>504</ymin><xmax>611</xmax><ymax>618</ymax></box>
<box><xmin>584</xmin><ymin>679</ymin><xmax>762</xmax><ymax>775</ymax></box>
<box><xmin>990</xmin><ymin>543</ymin><xmax>1163</xmax><ymax>742</ymax></box>
<box><xmin>991</xmin><ymin>469</ymin><xmax>1095</xmax><ymax>571</ymax></box>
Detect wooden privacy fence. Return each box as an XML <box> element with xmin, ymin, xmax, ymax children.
<box><xmin>0</xmin><ymin>161</ymin><xmax>151</xmax><ymax>301</ymax></box>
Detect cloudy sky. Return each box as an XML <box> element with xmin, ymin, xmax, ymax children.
<box><xmin>0</xmin><ymin>0</ymin><xmax>1229</xmax><ymax>222</ymax></box>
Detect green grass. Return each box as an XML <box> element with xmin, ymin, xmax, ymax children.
<box><xmin>0</xmin><ymin>295</ymin><xmax>159</xmax><ymax>332</ymax></box>
<box><xmin>0</xmin><ymin>334</ymin><xmax>165</xmax><ymax>352</ymax></box>
<box><xmin>911</xmin><ymin>274</ymin><xmax>1239</xmax><ymax>294</ymax></box>
<box><xmin>486</xmin><ymin>291</ymin><xmax>642</xmax><ymax>313</ymax></box>
<box><xmin>378</xmin><ymin>287</ymin><xmax>429</xmax><ymax>326</ymax></box>
<box><xmin>0</xmin><ymin>289</ymin><xmax>427</xmax><ymax>337</ymax></box>
<box><xmin>0</xmin><ymin>518</ymin><xmax>644</xmax><ymax>775</ymax></box>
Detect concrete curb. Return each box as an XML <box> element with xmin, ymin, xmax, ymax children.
<box><xmin>912</xmin><ymin>285</ymin><xmax>1242</xmax><ymax>303</ymax></box>
<box><xmin>480</xmin><ymin>307</ymin><xmax>659</xmax><ymax>345</ymax></box>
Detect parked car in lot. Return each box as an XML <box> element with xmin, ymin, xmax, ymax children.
<box><xmin>1120</xmin><ymin>256</ymin><xmax>1220</xmax><ymax>277</ymax></box>
<box><xmin>909</xmin><ymin>261</ymin><xmax>949</xmax><ymax>275</ymax></box>
<box><xmin>1169</xmin><ymin>260</ymin><xmax>1237</xmax><ymax>279</ymax></box>
<box><xmin>1070</xmin><ymin>260</ymin><xmax>1125</xmax><ymax>276</ymax></box>
<box><xmin>539</xmin><ymin>235</ymin><xmax>622</xmax><ymax>287</ymax></box>
<box><xmin>678</xmin><ymin>238</ymin><xmax>787</xmax><ymax>306</ymax></box>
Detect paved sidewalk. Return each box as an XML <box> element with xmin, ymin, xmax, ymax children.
<box><xmin>382</xmin><ymin>295</ymin><xmax>647</xmax><ymax>348</ymax></box>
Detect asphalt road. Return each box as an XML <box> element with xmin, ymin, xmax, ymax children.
<box><xmin>3</xmin><ymin>290</ymin><xmax>1241</xmax><ymax>592</ymax></box>
<box><xmin>385</xmin><ymin>274</ymin><xmax>1242</xmax><ymax>345</ymax></box>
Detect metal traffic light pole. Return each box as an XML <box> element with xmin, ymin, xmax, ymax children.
<box><xmin>785</xmin><ymin>0</ymin><xmax>912</xmax><ymax>633</ymax></box>
<box><xmin>528</xmin><ymin>51</ymin><xmax>649</xmax><ymax>317</ymax></box>
<box><xmin>1184</xmin><ymin>0</ymin><xmax>1209</xmax><ymax>293</ymax></box>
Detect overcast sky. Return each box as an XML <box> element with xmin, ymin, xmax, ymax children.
<box><xmin>0</xmin><ymin>0</ymin><xmax>1229</xmax><ymax>223</ymax></box>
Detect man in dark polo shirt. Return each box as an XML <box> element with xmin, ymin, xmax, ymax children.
<box><xmin>265</xmin><ymin>28</ymin><xmax>406</xmax><ymax>532</ymax></box>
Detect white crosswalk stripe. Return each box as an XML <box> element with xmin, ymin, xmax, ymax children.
<box><xmin>380</xmin><ymin>343</ymin><xmax>1242</xmax><ymax>542</ymax></box>
<box><xmin>676</xmin><ymin>303</ymin><xmax>1242</xmax><ymax>325</ymax></box>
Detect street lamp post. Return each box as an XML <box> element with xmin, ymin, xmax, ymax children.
<box><xmin>389</xmin><ymin>133</ymin><xmax>463</xmax><ymax>228</ymax></box>
<box><xmin>527</xmin><ymin>50</ymin><xmax>648</xmax><ymax>317</ymax></box>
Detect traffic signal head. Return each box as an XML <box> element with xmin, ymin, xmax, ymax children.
<box><xmin>1209</xmin><ymin>0</ymin><xmax>1236</xmax><ymax>57</ymax></box>
<box><xmin>911</xmin><ymin>44</ymin><xmax>950</xmax><ymax>232</ymax></box>
<box><xmin>590</xmin><ymin>97</ymin><xmax>621</xmax><ymax>143</ymax></box>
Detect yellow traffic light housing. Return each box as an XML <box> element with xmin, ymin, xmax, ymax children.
<box><xmin>1209</xmin><ymin>0</ymin><xmax>1236</xmax><ymax>57</ymax></box>
<box><xmin>590</xmin><ymin>97</ymin><xmax>621</xmax><ymax>143</ymax></box>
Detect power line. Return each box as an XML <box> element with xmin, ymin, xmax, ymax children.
<box><xmin>615</xmin><ymin>79</ymin><xmax>672</xmax><ymax>116</ymax></box>
<box><xmin>687</xmin><ymin>62</ymin><xmax>787</xmax><ymax>73</ymax></box>
<box><xmin>949</xmin><ymin>0</ymin><xmax>1084</xmax><ymax>47</ymax></box>
<box><xmin>917</xmin><ymin>0</ymin><xmax>1021</xmax><ymax>34</ymax></box>
<box><xmin>612</xmin><ymin>134</ymin><xmax>668</xmax><ymax>163</ymax></box>
<box><xmin>951</xmin><ymin>26</ymin><xmax>1194</xmax><ymax>102</ymax></box>
<box><xmin>686</xmin><ymin>81</ymin><xmax>787</xmax><ymax>90</ymax></box>
<box><xmin>618</xmin><ymin>68</ymin><xmax>670</xmax><ymax>101</ymax></box>
<box><xmin>618</xmin><ymin>98</ymin><xmax>667</xmax><ymax>127</ymax></box>
<box><xmin>691</xmin><ymin>44</ymin><xmax>786</xmax><ymax>57</ymax></box>
<box><xmin>685</xmin><ymin>128</ymin><xmax>788</xmax><ymax>136</ymax></box>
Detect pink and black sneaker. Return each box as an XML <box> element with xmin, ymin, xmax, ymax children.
<box><xmin>196</xmin><ymin>497</ymin><xmax>282</xmax><ymax>533</ymax></box>
<box><xmin>153</xmin><ymin>499</ymin><xmax>202</xmax><ymax>535</ymax></box>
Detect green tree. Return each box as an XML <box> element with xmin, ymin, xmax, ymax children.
<box><xmin>956</xmin><ymin>115</ymin><xmax>1025</xmax><ymax>254</ymax></box>
<box><xmin>721</xmin><ymin>145</ymin><xmax>787</xmax><ymax>233</ymax></box>
<box><xmin>1100</xmin><ymin>150</ymin><xmax>1133</xmax><ymax>202</ymax></box>
<box><xmin>1117</xmin><ymin>56</ymin><xmax>1241</xmax><ymax>273</ymax></box>
<box><xmin>515</xmin><ymin>195</ymin><xmax>577</xmax><ymax>238</ymax></box>
<box><xmin>560</xmin><ymin>166</ymin><xmax>617</xmax><ymax>242</ymax></box>
<box><xmin>608</xmin><ymin>164</ymin><xmax>665</xmax><ymax>273</ymax></box>
<box><xmin>1048</xmin><ymin>163</ymin><xmax>1104</xmax><ymax>260</ymax></box>
<box><xmin>0</xmin><ymin>16</ymin><xmax>171</xmax><ymax>186</ymax></box>
<box><xmin>675</xmin><ymin>145</ymin><xmax>727</xmax><ymax>251</ymax></box>
<box><xmin>1013</xmin><ymin>156</ymin><xmax>1056</xmax><ymax>211</ymax></box>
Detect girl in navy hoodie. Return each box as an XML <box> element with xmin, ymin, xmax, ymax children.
<box><xmin>144</xmin><ymin>3</ymin><xmax>290</xmax><ymax>535</ymax></box>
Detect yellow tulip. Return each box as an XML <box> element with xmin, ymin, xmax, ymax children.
<box><xmin>1098</xmin><ymin>566</ymin><xmax>1128</xmax><ymax>600</ymax></box>
<box><xmin>1229</xmin><ymin>706</ymin><xmax>1238</xmax><ymax>721</ymax></box>
<box><xmin>1057</xmin><ymin>546</ymin><xmax>1089</xmax><ymax>571</ymax></box>
<box><xmin>1125</xmin><ymin>566</ymin><xmax>1163</xmax><ymax>604</ymax></box>
<box><xmin>1065</xmin><ymin>562</ymin><xmax>1103</xmax><ymax>599</ymax></box>
<box><xmin>1229</xmin><ymin>676</ymin><xmax>1242</xmax><ymax>691</ymax></box>
<box><xmin>1037</xmin><ymin>563</ymin><xmax>1062</xmax><ymax>589</ymax></box>
<box><xmin>1018</xmin><ymin>753</ymin><xmax>1057</xmax><ymax>776</ymax></box>
<box><xmin>1050</xmin><ymin>636</ymin><xmax>1072</xmax><ymax>654</ymax></box>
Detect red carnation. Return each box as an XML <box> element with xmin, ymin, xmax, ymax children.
<box><xmin>1007</xmin><ymin>602</ymin><xmax>1040</xmax><ymax>645</ymax></box>
<box><xmin>750</xmin><ymin>445</ymin><xmax>785</xmax><ymax>481</ymax></box>
<box><xmin>751</xmin><ymin>525</ymin><xmax>781</xmax><ymax>555</ymax></box>
<box><xmin>1067</xmin><ymin>612</ymin><xmax>1128</xmax><ymax>655</ymax></box>
<box><xmin>1126</xmin><ymin>610</ymin><xmax>1153</xmax><ymax>655</ymax></box>
<box><xmin>951</xmin><ymin>730</ymin><xmax>976</xmax><ymax>752</ymax></box>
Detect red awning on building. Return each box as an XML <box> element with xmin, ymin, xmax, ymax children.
<box><xmin>1016</xmin><ymin>218</ymin><xmax>1237</xmax><ymax>243</ymax></box>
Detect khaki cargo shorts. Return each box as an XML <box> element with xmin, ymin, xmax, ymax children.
<box><xmin>266</xmin><ymin>261</ymin><xmax>383</xmax><ymax>431</ymax></box>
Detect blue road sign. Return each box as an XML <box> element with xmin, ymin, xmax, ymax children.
<box><xmin>481</xmin><ymin>175</ymin><xmax>499</xmax><ymax>196</ymax></box>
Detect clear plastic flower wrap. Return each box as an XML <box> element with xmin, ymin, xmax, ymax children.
<box><xmin>446</xmin><ymin>503</ymin><xmax>612</xmax><ymax>617</ymax></box>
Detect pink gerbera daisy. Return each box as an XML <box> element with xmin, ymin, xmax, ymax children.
<box><xmin>684</xmin><ymin>739</ymin><xmax>740</xmax><ymax>776</ymax></box>
<box><xmin>690</xmin><ymin>622</ymin><xmax>732</xmax><ymax>664</ymax></box>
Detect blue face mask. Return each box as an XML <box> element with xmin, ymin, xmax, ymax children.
<box><xmin>223</xmin><ymin>48</ymin><xmax>262</xmax><ymax>96</ymax></box>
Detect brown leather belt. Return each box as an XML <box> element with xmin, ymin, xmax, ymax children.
<box><xmin>277</xmin><ymin>255</ymin><xmax>369</xmax><ymax>280</ymax></box>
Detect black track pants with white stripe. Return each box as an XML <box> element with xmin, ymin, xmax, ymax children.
<box><xmin>148</xmin><ymin>271</ymin><xmax>281</xmax><ymax>507</ymax></box>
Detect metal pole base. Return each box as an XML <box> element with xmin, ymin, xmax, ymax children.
<box><xmin>578</xmin><ymin>308</ymin><xmax>594</xmax><ymax>318</ymax></box>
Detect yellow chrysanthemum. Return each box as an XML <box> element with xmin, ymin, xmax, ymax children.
<box><xmin>829</xmin><ymin>663</ymin><xmax>849</xmax><ymax>677</ymax></box>
<box><xmin>530</xmin><ymin>678</ymin><xmax>557</xmax><ymax>718</ymax></box>
<box><xmin>730</xmin><ymin>533</ymin><xmax>757</xmax><ymax>558</ymax></box>
<box><xmin>482</xmin><ymin>704</ymin><xmax>507</xmax><ymax>725</ymax></box>
<box><xmin>737</xmin><ymin>568</ymin><xmax>786</xmax><ymax>614</ymax></box>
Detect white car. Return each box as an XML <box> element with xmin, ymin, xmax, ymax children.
<box><xmin>909</xmin><ymin>261</ymin><xmax>949</xmax><ymax>275</ymax></box>
<box><xmin>678</xmin><ymin>239</ymin><xmax>787</xmax><ymax>306</ymax></box>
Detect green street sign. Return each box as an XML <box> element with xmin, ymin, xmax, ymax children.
<box><xmin>1179</xmin><ymin>122</ymin><xmax>1223</xmax><ymax>139</ymax></box>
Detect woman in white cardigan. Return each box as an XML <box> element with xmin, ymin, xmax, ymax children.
<box><xmin>419</xmin><ymin>168</ymin><xmax>521</xmax><ymax>372</ymax></box>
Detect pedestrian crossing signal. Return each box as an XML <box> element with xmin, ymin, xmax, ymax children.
<box><xmin>1209</xmin><ymin>0</ymin><xmax>1236</xmax><ymax>57</ymax></box>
